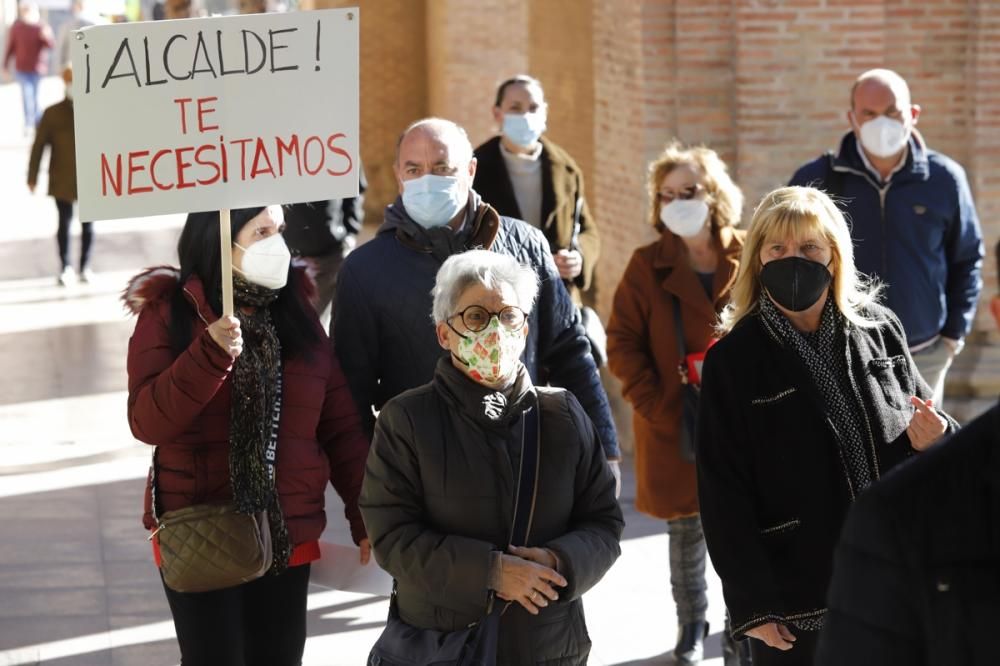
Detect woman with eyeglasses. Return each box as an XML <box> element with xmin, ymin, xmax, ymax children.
<box><xmin>606</xmin><ymin>141</ymin><xmax>746</xmax><ymax>665</ymax></box>
<box><xmin>360</xmin><ymin>249</ymin><xmax>623</xmax><ymax>665</ymax></box>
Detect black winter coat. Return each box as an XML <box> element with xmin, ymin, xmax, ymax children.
<box><xmin>695</xmin><ymin>303</ymin><xmax>957</xmax><ymax>639</ymax></box>
<box><xmin>816</xmin><ymin>400</ymin><xmax>1000</xmax><ymax>666</ymax></box>
<box><xmin>332</xmin><ymin>191</ymin><xmax>620</xmax><ymax>458</ymax></box>
<box><xmin>360</xmin><ymin>359</ymin><xmax>623</xmax><ymax>665</ymax></box>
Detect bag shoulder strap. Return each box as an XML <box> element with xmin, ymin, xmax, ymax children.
<box><xmin>509</xmin><ymin>404</ymin><xmax>541</xmax><ymax>546</ymax></box>
<box><xmin>388</xmin><ymin>402</ymin><xmax>542</xmax><ymax>616</ymax></box>
<box><xmin>670</xmin><ymin>294</ymin><xmax>690</xmax><ymax>385</ymax></box>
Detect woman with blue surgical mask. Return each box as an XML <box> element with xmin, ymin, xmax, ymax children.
<box><xmin>472</xmin><ymin>75</ymin><xmax>602</xmax><ymax>309</ymax></box>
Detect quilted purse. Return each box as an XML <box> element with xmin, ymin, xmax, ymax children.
<box><xmin>149</xmin><ymin>375</ymin><xmax>281</xmax><ymax>594</ymax></box>
<box><xmin>153</xmin><ymin>500</ymin><xmax>273</xmax><ymax>594</ymax></box>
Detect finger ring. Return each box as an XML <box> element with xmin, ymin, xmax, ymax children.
<box><xmin>532</xmin><ymin>591</ymin><xmax>540</xmax><ymax>601</ymax></box>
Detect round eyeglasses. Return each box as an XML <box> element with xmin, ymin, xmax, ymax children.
<box><xmin>447</xmin><ymin>305</ymin><xmax>526</xmax><ymax>333</ymax></box>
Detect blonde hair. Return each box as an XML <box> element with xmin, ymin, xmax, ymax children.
<box><xmin>647</xmin><ymin>141</ymin><xmax>744</xmax><ymax>231</ymax></box>
<box><xmin>719</xmin><ymin>186</ymin><xmax>882</xmax><ymax>333</ymax></box>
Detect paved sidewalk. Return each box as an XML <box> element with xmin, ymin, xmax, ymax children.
<box><xmin>0</xmin><ymin>77</ymin><xmax>729</xmax><ymax>665</ymax></box>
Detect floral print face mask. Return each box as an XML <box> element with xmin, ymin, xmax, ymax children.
<box><xmin>452</xmin><ymin>317</ymin><xmax>525</xmax><ymax>388</ymax></box>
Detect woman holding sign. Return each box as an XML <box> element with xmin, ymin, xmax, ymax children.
<box><xmin>605</xmin><ymin>141</ymin><xmax>745</xmax><ymax>665</ymax></box>
<box><xmin>124</xmin><ymin>205</ymin><xmax>370</xmax><ymax>666</ymax></box>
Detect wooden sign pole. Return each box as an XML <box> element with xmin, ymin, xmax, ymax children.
<box><xmin>219</xmin><ymin>209</ymin><xmax>234</xmax><ymax>317</ymax></box>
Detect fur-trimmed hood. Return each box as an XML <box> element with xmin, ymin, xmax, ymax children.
<box><xmin>122</xmin><ymin>262</ymin><xmax>316</xmax><ymax>316</ymax></box>
<box><xmin>122</xmin><ymin>266</ymin><xmax>184</xmax><ymax>315</ymax></box>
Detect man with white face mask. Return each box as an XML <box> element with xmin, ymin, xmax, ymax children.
<box><xmin>790</xmin><ymin>68</ymin><xmax>984</xmax><ymax>406</ymax></box>
<box><xmin>472</xmin><ymin>75</ymin><xmax>600</xmax><ymax>308</ymax></box>
<box><xmin>333</xmin><ymin>118</ymin><xmax>622</xmax><ymax>483</ymax></box>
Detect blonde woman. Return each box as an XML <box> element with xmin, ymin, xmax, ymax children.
<box><xmin>606</xmin><ymin>142</ymin><xmax>744</xmax><ymax>665</ymax></box>
<box><xmin>695</xmin><ymin>186</ymin><xmax>955</xmax><ymax>666</ymax></box>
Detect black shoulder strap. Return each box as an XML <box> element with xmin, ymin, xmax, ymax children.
<box><xmin>671</xmin><ymin>294</ymin><xmax>690</xmax><ymax>385</ymax></box>
<box><xmin>509</xmin><ymin>405</ymin><xmax>540</xmax><ymax>546</ymax></box>
<box><xmin>388</xmin><ymin>402</ymin><xmax>542</xmax><ymax>616</ymax></box>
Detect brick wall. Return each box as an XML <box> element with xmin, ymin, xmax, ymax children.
<box><xmin>305</xmin><ymin>0</ymin><xmax>429</xmax><ymax>224</ymax></box>
<box><xmin>313</xmin><ymin>0</ymin><xmax>1000</xmax><ymax>427</ymax></box>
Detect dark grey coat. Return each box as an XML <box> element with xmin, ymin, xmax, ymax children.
<box><xmin>816</xmin><ymin>400</ymin><xmax>1000</xmax><ymax>666</ymax></box>
<box><xmin>360</xmin><ymin>359</ymin><xmax>623</xmax><ymax>665</ymax></box>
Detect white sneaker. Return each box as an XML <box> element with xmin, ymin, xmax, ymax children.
<box><xmin>79</xmin><ymin>268</ymin><xmax>94</xmax><ymax>284</ymax></box>
<box><xmin>57</xmin><ymin>266</ymin><xmax>75</xmax><ymax>286</ymax></box>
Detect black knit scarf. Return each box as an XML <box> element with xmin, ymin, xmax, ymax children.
<box><xmin>760</xmin><ymin>296</ymin><xmax>876</xmax><ymax>497</ymax></box>
<box><xmin>230</xmin><ymin>274</ymin><xmax>291</xmax><ymax>573</ymax></box>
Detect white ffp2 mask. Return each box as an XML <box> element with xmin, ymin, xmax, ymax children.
<box><xmin>235</xmin><ymin>233</ymin><xmax>291</xmax><ymax>290</ymax></box>
<box><xmin>660</xmin><ymin>199</ymin><xmax>709</xmax><ymax>237</ymax></box>
<box><xmin>857</xmin><ymin>115</ymin><xmax>909</xmax><ymax>158</ymax></box>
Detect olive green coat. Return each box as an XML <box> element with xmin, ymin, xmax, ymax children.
<box><xmin>28</xmin><ymin>98</ymin><xmax>76</xmax><ymax>203</ymax></box>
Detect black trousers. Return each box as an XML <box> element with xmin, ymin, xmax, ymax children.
<box><xmin>748</xmin><ymin>629</ymin><xmax>818</xmax><ymax>666</ymax></box>
<box><xmin>55</xmin><ymin>199</ymin><xmax>93</xmax><ymax>271</ymax></box>
<box><xmin>161</xmin><ymin>563</ymin><xmax>311</xmax><ymax>666</ymax></box>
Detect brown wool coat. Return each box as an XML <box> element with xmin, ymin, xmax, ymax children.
<box><xmin>607</xmin><ymin>226</ymin><xmax>744</xmax><ymax>520</ymax></box>
<box><xmin>28</xmin><ymin>98</ymin><xmax>76</xmax><ymax>203</ymax></box>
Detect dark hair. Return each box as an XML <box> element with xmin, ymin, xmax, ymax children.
<box><xmin>168</xmin><ymin>207</ymin><xmax>320</xmax><ymax>359</ymax></box>
<box><xmin>494</xmin><ymin>75</ymin><xmax>543</xmax><ymax>107</ymax></box>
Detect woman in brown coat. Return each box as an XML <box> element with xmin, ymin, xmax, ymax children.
<box><xmin>607</xmin><ymin>141</ymin><xmax>745</xmax><ymax>665</ymax></box>
<box><xmin>27</xmin><ymin>65</ymin><xmax>89</xmax><ymax>286</ymax></box>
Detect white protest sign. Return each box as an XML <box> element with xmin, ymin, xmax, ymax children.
<box><xmin>71</xmin><ymin>9</ymin><xmax>359</xmax><ymax>221</ymax></box>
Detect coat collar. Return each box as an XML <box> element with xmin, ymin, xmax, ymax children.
<box><xmin>652</xmin><ymin>226</ymin><xmax>743</xmax><ymax>321</ymax></box>
<box><xmin>832</xmin><ymin>130</ymin><xmax>930</xmax><ymax>185</ymax></box>
<box><xmin>433</xmin><ymin>356</ymin><xmax>537</xmax><ymax>430</ymax></box>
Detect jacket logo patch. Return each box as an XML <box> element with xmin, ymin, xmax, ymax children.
<box><xmin>913</xmin><ymin>205</ymin><xmax>927</xmax><ymax>215</ymax></box>
<box><xmin>750</xmin><ymin>387</ymin><xmax>797</xmax><ymax>406</ymax></box>
<box><xmin>482</xmin><ymin>392</ymin><xmax>507</xmax><ymax>421</ymax></box>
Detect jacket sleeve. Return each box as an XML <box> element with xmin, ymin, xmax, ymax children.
<box><xmin>332</xmin><ymin>260</ymin><xmax>378</xmax><ymax>441</ymax></box>
<box><xmin>126</xmin><ymin>305</ymin><xmax>234</xmax><ymax>445</ymax></box>
<box><xmin>815</xmin><ymin>490</ymin><xmax>921</xmax><ymax>666</ymax></box>
<box><xmin>606</xmin><ymin>251</ymin><xmax>669</xmax><ymax>423</ymax></box>
<box><xmin>543</xmin><ymin>392</ymin><xmax>623</xmax><ymax>602</ymax></box>
<box><xmin>359</xmin><ymin>400</ymin><xmax>496</xmax><ymax>608</ymax></box>
<box><xmin>788</xmin><ymin>156</ymin><xmax>827</xmax><ymax>189</ymax></box>
<box><xmin>535</xmin><ymin>248</ymin><xmax>621</xmax><ymax>458</ymax></box>
<box><xmin>881</xmin><ymin>312</ymin><xmax>959</xmax><ymax>444</ymax></box>
<box><xmin>27</xmin><ymin>108</ymin><xmax>49</xmax><ymax>185</ymax></box>
<box><xmin>571</xmin><ymin>178</ymin><xmax>600</xmax><ymax>293</ymax></box>
<box><xmin>318</xmin><ymin>348</ymin><xmax>370</xmax><ymax>545</ymax></box>
<box><xmin>941</xmin><ymin>166</ymin><xmax>984</xmax><ymax>341</ymax></box>
<box><xmin>696</xmin><ymin>345</ymin><xmax>785</xmax><ymax>638</ymax></box>
<box><xmin>3</xmin><ymin>30</ymin><xmax>14</xmax><ymax>69</ymax></box>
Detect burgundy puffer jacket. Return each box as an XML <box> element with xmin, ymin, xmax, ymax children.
<box><xmin>124</xmin><ymin>266</ymin><xmax>368</xmax><ymax>549</ymax></box>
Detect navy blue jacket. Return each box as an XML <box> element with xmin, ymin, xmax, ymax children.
<box><xmin>790</xmin><ymin>131</ymin><xmax>984</xmax><ymax>346</ymax></box>
<box><xmin>332</xmin><ymin>191</ymin><xmax>620</xmax><ymax>459</ymax></box>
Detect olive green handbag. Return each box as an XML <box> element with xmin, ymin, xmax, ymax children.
<box><xmin>149</xmin><ymin>376</ymin><xmax>281</xmax><ymax>593</ymax></box>
<box><xmin>151</xmin><ymin>497</ymin><xmax>273</xmax><ymax>594</ymax></box>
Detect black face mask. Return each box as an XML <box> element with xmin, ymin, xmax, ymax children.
<box><xmin>759</xmin><ymin>256</ymin><xmax>832</xmax><ymax>312</ymax></box>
